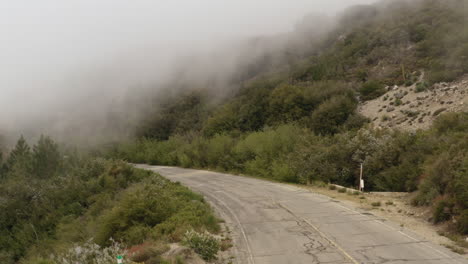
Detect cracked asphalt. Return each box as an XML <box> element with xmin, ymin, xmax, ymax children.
<box><xmin>137</xmin><ymin>165</ymin><xmax>467</xmax><ymax>264</ymax></box>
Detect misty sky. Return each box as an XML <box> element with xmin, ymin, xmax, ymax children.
<box><xmin>0</xmin><ymin>0</ymin><xmax>377</xmax><ymax>140</ymax></box>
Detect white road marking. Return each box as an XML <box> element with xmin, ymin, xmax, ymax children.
<box><xmin>206</xmin><ymin>191</ymin><xmax>256</xmax><ymax>264</ymax></box>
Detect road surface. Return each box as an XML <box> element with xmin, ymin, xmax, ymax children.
<box><xmin>136</xmin><ymin>165</ymin><xmax>467</xmax><ymax>264</ymax></box>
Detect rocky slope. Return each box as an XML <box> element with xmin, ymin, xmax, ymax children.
<box><xmin>359</xmin><ymin>74</ymin><xmax>468</xmax><ymax>130</ymax></box>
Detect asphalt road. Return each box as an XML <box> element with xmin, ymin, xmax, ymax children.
<box><xmin>136</xmin><ymin>165</ymin><xmax>467</xmax><ymax>264</ymax></box>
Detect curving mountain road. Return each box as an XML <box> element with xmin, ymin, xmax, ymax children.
<box><xmin>136</xmin><ymin>165</ymin><xmax>467</xmax><ymax>264</ymax></box>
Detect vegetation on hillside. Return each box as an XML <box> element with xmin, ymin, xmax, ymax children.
<box><xmin>0</xmin><ymin>136</ymin><xmax>220</xmax><ymax>264</ymax></box>
<box><xmin>112</xmin><ymin>0</ymin><xmax>468</xmax><ymax>235</ymax></box>
<box><xmin>137</xmin><ymin>0</ymin><xmax>468</xmax><ymax>139</ymax></box>
<box><xmin>114</xmin><ymin>112</ymin><xmax>468</xmax><ymax>234</ymax></box>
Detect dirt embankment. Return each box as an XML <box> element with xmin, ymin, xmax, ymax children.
<box><xmin>359</xmin><ymin>74</ymin><xmax>468</xmax><ymax>130</ymax></box>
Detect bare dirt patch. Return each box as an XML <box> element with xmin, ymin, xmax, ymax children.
<box><xmin>359</xmin><ymin>74</ymin><xmax>468</xmax><ymax>130</ymax></box>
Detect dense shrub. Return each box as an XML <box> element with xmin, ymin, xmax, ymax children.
<box><xmin>415</xmin><ymin>82</ymin><xmax>429</xmax><ymax>93</ymax></box>
<box><xmin>433</xmin><ymin>198</ymin><xmax>454</xmax><ymax>224</ymax></box>
<box><xmin>433</xmin><ymin>112</ymin><xmax>468</xmax><ymax>135</ymax></box>
<box><xmin>309</xmin><ymin>95</ymin><xmax>357</xmax><ymax>135</ymax></box>
<box><xmin>359</xmin><ymin>81</ymin><xmax>386</xmax><ymax>101</ymax></box>
<box><xmin>457</xmin><ymin>210</ymin><xmax>468</xmax><ymax>235</ymax></box>
<box><xmin>96</xmin><ymin>176</ymin><xmax>219</xmax><ymax>245</ymax></box>
<box><xmin>182</xmin><ymin>230</ymin><xmax>220</xmax><ymax>261</ymax></box>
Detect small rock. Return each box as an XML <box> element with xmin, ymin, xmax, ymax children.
<box><xmin>395</xmin><ymin>92</ymin><xmax>405</xmax><ymax>99</ymax></box>
<box><xmin>386</xmin><ymin>106</ymin><xmax>395</xmax><ymax>112</ymax></box>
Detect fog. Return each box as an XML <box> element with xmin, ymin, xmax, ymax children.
<box><xmin>0</xmin><ymin>0</ymin><xmax>377</xmax><ymax>145</ymax></box>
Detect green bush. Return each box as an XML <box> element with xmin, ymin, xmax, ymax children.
<box><xmin>427</xmin><ymin>69</ymin><xmax>458</xmax><ymax>85</ymax></box>
<box><xmin>96</xmin><ymin>176</ymin><xmax>219</xmax><ymax>245</ymax></box>
<box><xmin>359</xmin><ymin>81</ymin><xmax>386</xmax><ymax>101</ymax></box>
<box><xmin>433</xmin><ymin>112</ymin><xmax>468</xmax><ymax>135</ymax></box>
<box><xmin>415</xmin><ymin>82</ymin><xmax>429</xmax><ymax>93</ymax></box>
<box><xmin>433</xmin><ymin>199</ymin><xmax>454</xmax><ymax>223</ymax></box>
<box><xmin>309</xmin><ymin>95</ymin><xmax>357</xmax><ymax>135</ymax></box>
<box><xmin>404</xmin><ymin>80</ymin><xmax>414</xmax><ymax>87</ymax></box>
<box><xmin>271</xmin><ymin>162</ymin><xmax>297</xmax><ymax>183</ymax></box>
<box><xmin>394</xmin><ymin>98</ymin><xmax>402</xmax><ymax>106</ymax></box>
<box><xmin>457</xmin><ymin>210</ymin><xmax>468</xmax><ymax>234</ymax></box>
<box><xmin>182</xmin><ymin>230</ymin><xmax>219</xmax><ymax>261</ymax></box>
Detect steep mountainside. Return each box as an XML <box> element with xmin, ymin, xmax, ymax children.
<box><xmin>135</xmin><ymin>0</ymin><xmax>468</xmax><ymax>140</ymax></box>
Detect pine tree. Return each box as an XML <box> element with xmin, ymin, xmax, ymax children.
<box><xmin>32</xmin><ymin>135</ymin><xmax>61</xmax><ymax>178</ymax></box>
<box><xmin>6</xmin><ymin>135</ymin><xmax>31</xmax><ymax>172</ymax></box>
<box><xmin>0</xmin><ymin>151</ymin><xmax>3</xmax><ymax>179</ymax></box>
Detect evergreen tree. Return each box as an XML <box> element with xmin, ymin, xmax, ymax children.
<box><xmin>32</xmin><ymin>135</ymin><xmax>61</xmax><ymax>178</ymax></box>
<box><xmin>6</xmin><ymin>135</ymin><xmax>31</xmax><ymax>172</ymax></box>
<box><xmin>0</xmin><ymin>151</ymin><xmax>3</xmax><ymax>179</ymax></box>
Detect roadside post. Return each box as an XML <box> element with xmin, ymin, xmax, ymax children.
<box><xmin>359</xmin><ymin>163</ymin><xmax>364</xmax><ymax>192</ymax></box>
<box><xmin>117</xmin><ymin>255</ymin><xmax>123</xmax><ymax>264</ymax></box>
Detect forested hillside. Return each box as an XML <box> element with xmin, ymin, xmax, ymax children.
<box><xmin>113</xmin><ymin>0</ymin><xmax>468</xmax><ymax>236</ymax></box>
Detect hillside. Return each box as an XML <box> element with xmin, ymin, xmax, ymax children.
<box><xmin>360</xmin><ymin>74</ymin><xmax>468</xmax><ymax>130</ymax></box>
<box><xmin>133</xmin><ymin>0</ymin><xmax>468</xmax><ymax>140</ymax></box>
<box><xmin>114</xmin><ymin>0</ymin><xmax>468</xmax><ymax>241</ymax></box>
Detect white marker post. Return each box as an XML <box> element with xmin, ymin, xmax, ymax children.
<box><xmin>359</xmin><ymin>163</ymin><xmax>364</xmax><ymax>192</ymax></box>
<box><xmin>117</xmin><ymin>255</ymin><xmax>123</xmax><ymax>264</ymax></box>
